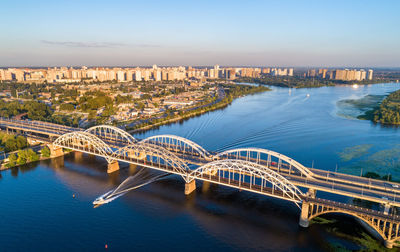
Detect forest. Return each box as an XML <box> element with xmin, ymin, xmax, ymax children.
<box><xmin>372</xmin><ymin>89</ymin><xmax>400</xmax><ymax>125</ymax></box>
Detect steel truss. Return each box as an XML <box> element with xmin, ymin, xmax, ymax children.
<box><xmin>85</xmin><ymin>125</ymin><xmax>136</xmax><ymax>144</ymax></box>
<box><xmin>216</xmin><ymin>147</ymin><xmax>315</xmax><ymax>179</ymax></box>
<box><xmin>189</xmin><ymin>159</ymin><xmax>304</xmax><ymax>206</ymax></box>
<box><xmin>141</xmin><ymin>134</ymin><xmax>212</xmax><ymax>160</ymax></box>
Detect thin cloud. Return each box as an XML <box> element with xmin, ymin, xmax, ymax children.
<box><xmin>41</xmin><ymin>40</ymin><xmax>161</xmax><ymax>48</ymax></box>
<box><xmin>41</xmin><ymin>40</ymin><xmax>126</xmax><ymax>48</ymax></box>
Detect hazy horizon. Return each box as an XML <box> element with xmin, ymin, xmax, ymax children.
<box><xmin>0</xmin><ymin>65</ymin><xmax>398</xmax><ymax>70</ymax></box>
<box><xmin>1</xmin><ymin>0</ymin><xmax>399</xmax><ymax>67</ymax></box>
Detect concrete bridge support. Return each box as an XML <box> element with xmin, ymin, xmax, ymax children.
<box><xmin>383</xmin><ymin>203</ymin><xmax>391</xmax><ymax>215</ymax></box>
<box><xmin>107</xmin><ymin>161</ymin><xmax>120</xmax><ymax>173</ymax></box>
<box><xmin>27</xmin><ymin>137</ymin><xmax>40</xmax><ymax>146</ymax></box>
<box><xmin>185</xmin><ymin>180</ymin><xmax>196</xmax><ymax>195</ymax></box>
<box><xmin>384</xmin><ymin>240</ymin><xmax>394</xmax><ymax>249</ymax></box>
<box><xmin>48</xmin><ymin>144</ymin><xmax>64</xmax><ymax>158</ymax></box>
<box><xmin>299</xmin><ymin>201</ymin><xmax>310</xmax><ymax>227</ymax></box>
<box><xmin>307</xmin><ymin>188</ymin><xmax>316</xmax><ymax>198</ymax></box>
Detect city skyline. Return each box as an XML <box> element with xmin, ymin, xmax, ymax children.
<box><xmin>1</xmin><ymin>66</ymin><xmax>375</xmax><ymax>83</ymax></box>
<box><xmin>1</xmin><ymin>0</ymin><xmax>400</xmax><ymax>67</ymax></box>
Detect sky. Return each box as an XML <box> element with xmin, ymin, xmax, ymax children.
<box><xmin>1</xmin><ymin>0</ymin><xmax>399</xmax><ymax>67</ymax></box>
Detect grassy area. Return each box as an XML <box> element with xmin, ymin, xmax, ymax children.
<box><xmin>337</xmin><ymin>144</ymin><xmax>400</xmax><ymax>181</ymax></box>
<box><xmin>336</xmin><ymin>95</ymin><xmax>385</xmax><ymax>121</ymax></box>
<box><xmin>338</xmin><ymin>144</ymin><xmax>373</xmax><ymax>162</ymax></box>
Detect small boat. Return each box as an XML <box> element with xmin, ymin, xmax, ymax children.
<box><xmin>93</xmin><ymin>190</ymin><xmax>114</xmax><ymax>205</ymax></box>
<box><xmin>306</xmin><ymin>94</ymin><xmax>310</xmax><ymax>97</ymax></box>
<box><xmin>352</xmin><ymin>84</ymin><xmax>359</xmax><ymax>89</ymax></box>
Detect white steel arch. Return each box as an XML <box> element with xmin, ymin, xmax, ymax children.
<box><xmin>141</xmin><ymin>134</ymin><xmax>212</xmax><ymax>160</ymax></box>
<box><xmin>113</xmin><ymin>142</ymin><xmax>191</xmax><ymax>181</ymax></box>
<box><xmin>85</xmin><ymin>125</ymin><xmax>136</xmax><ymax>145</ymax></box>
<box><xmin>216</xmin><ymin>148</ymin><xmax>315</xmax><ymax>179</ymax></box>
<box><xmin>53</xmin><ymin>131</ymin><xmax>114</xmax><ymax>163</ymax></box>
<box><xmin>189</xmin><ymin>159</ymin><xmax>304</xmax><ymax>206</ymax></box>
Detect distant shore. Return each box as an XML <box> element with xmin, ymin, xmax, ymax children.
<box><xmin>235</xmin><ymin>77</ymin><xmax>397</xmax><ymax>89</ymax></box>
<box><xmin>127</xmin><ymin>84</ymin><xmax>270</xmax><ymax>133</ymax></box>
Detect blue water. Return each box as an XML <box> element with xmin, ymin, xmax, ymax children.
<box><xmin>1</xmin><ymin>83</ymin><xmax>400</xmax><ymax>251</ymax></box>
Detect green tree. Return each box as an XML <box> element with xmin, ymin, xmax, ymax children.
<box><xmin>7</xmin><ymin>153</ymin><xmax>17</xmax><ymax>167</ymax></box>
<box><xmin>11</xmin><ymin>88</ymin><xmax>17</xmax><ymax>98</ymax></box>
<box><xmin>28</xmin><ymin>149</ymin><xmax>39</xmax><ymax>162</ymax></box>
<box><xmin>5</xmin><ymin>137</ymin><xmax>17</xmax><ymax>152</ymax></box>
<box><xmin>16</xmin><ymin>135</ymin><xmax>28</xmax><ymax>149</ymax></box>
<box><xmin>16</xmin><ymin>149</ymin><xmax>28</xmax><ymax>165</ymax></box>
<box><xmin>24</xmin><ymin>101</ymin><xmax>52</xmax><ymax>120</ymax></box>
<box><xmin>41</xmin><ymin>146</ymin><xmax>51</xmax><ymax>158</ymax></box>
<box><xmin>59</xmin><ymin>103</ymin><xmax>75</xmax><ymax>111</ymax></box>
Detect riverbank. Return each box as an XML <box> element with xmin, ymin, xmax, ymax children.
<box><xmin>0</xmin><ymin>145</ymin><xmax>49</xmax><ymax>171</ymax></box>
<box><xmin>361</xmin><ymin>88</ymin><xmax>400</xmax><ymax>125</ymax></box>
<box><xmin>0</xmin><ymin>146</ymin><xmax>74</xmax><ymax>171</ymax></box>
<box><xmin>235</xmin><ymin>76</ymin><xmax>393</xmax><ymax>89</ymax></box>
<box><xmin>334</xmin><ymin>84</ymin><xmax>400</xmax><ymax>126</ymax></box>
<box><xmin>127</xmin><ymin>84</ymin><xmax>270</xmax><ymax>133</ymax></box>
<box><xmin>0</xmin><ymin>153</ymin><xmax>50</xmax><ymax>171</ymax></box>
<box><xmin>129</xmin><ymin>98</ymin><xmax>231</xmax><ymax>133</ymax></box>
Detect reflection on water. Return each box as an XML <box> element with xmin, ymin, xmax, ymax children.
<box><xmin>1</xmin><ymin>83</ymin><xmax>400</xmax><ymax>251</ymax></box>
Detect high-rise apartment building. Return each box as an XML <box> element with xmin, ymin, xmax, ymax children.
<box><xmin>153</xmin><ymin>70</ymin><xmax>161</xmax><ymax>81</ymax></box>
<box><xmin>334</xmin><ymin>69</ymin><xmax>347</xmax><ymax>80</ymax></box>
<box><xmin>117</xmin><ymin>71</ymin><xmax>125</xmax><ymax>82</ymax></box>
<box><xmin>360</xmin><ymin>70</ymin><xmax>367</xmax><ymax>80</ymax></box>
<box><xmin>135</xmin><ymin>70</ymin><xmax>142</xmax><ymax>81</ymax></box>
<box><xmin>0</xmin><ymin>69</ymin><xmax>5</xmax><ymax>81</ymax></box>
<box><xmin>214</xmin><ymin>65</ymin><xmax>220</xmax><ymax>78</ymax></box>
<box><xmin>262</xmin><ymin>68</ymin><xmax>271</xmax><ymax>74</ymax></box>
<box><xmin>367</xmin><ymin>69</ymin><xmax>373</xmax><ymax>80</ymax></box>
<box><xmin>307</xmin><ymin>69</ymin><xmax>317</xmax><ymax>77</ymax></box>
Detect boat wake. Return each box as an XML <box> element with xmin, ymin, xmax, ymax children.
<box><xmin>93</xmin><ymin>168</ymin><xmax>169</xmax><ymax>206</ymax></box>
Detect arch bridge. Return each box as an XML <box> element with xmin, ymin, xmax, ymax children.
<box><xmin>2</xmin><ymin>118</ymin><xmax>400</xmax><ymax>248</ymax></box>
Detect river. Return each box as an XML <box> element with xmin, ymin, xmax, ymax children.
<box><xmin>1</xmin><ymin>83</ymin><xmax>399</xmax><ymax>251</ymax></box>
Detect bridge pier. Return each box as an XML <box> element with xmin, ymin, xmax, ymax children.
<box><xmin>306</xmin><ymin>188</ymin><xmax>316</xmax><ymax>198</ymax></box>
<box><xmin>299</xmin><ymin>201</ymin><xmax>310</xmax><ymax>228</ymax></box>
<box><xmin>107</xmin><ymin>161</ymin><xmax>120</xmax><ymax>173</ymax></box>
<box><xmin>384</xmin><ymin>240</ymin><xmax>394</xmax><ymax>249</ymax></box>
<box><xmin>383</xmin><ymin>203</ymin><xmax>391</xmax><ymax>215</ymax></box>
<box><xmin>48</xmin><ymin>144</ymin><xmax>64</xmax><ymax>158</ymax></box>
<box><xmin>185</xmin><ymin>180</ymin><xmax>196</xmax><ymax>195</ymax></box>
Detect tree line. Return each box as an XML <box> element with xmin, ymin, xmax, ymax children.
<box><xmin>372</xmin><ymin>89</ymin><xmax>400</xmax><ymax>125</ymax></box>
